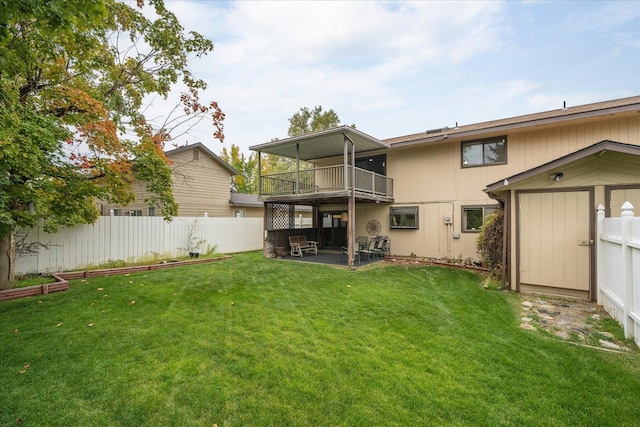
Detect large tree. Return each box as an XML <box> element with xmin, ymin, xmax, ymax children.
<box><xmin>287</xmin><ymin>106</ymin><xmax>341</xmax><ymax>137</ymax></box>
<box><xmin>220</xmin><ymin>144</ymin><xmax>258</xmax><ymax>194</ymax></box>
<box><xmin>0</xmin><ymin>0</ymin><xmax>224</xmax><ymax>288</ymax></box>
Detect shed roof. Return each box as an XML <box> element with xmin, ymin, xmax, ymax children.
<box><xmin>229</xmin><ymin>192</ymin><xmax>262</xmax><ymax>207</ymax></box>
<box><xmin>249</xmin><ymin>125</ymin><xmax>389</xmax><ymax>160</ymax></box>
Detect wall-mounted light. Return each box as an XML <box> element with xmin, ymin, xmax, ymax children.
<box><xmin>340</xmin><ymin>212</ymin><xmax>349</xmax><ymax>223</ymax></box>
<box><xmin>551</xmin><ymin>172</ymin><xmax>564</xmax><ymax>182</ymax></box>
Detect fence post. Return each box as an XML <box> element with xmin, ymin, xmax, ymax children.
<box><xmin>621</xmin><ymin>201</ymin><xmax>634</xmax><ymax>339</ymax></box>
<box><xmin>596</xmin><ymin>204</ymin><xmax>605</xmax><ymax>305</ymax></box>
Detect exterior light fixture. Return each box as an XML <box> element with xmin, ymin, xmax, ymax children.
<box><xmin>340</xmin><ymin>212</ymin><xmax>349</xmax><ymax>223</ymax></box>
<box><xmin>551</xmin><ymin>172</ymin><xmax>564</xmax><ymax>181</ymax></box>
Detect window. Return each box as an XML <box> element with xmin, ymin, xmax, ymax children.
<box><xmin>148</xmin><ymin>207</ymin><xmax>156</xmax><ymax>217</ymax></box>
<box><xmin>390</xmin><ymin>206</ymin><xmax>419</xmax><ymax>229</ymax></box>
<box><xmin>462</xmin><ymin>205</ymin><xmax>498</xmax><ymax>232</ymax></box>
<box><xmin>111</xmin><ymin>209</ymin><xmax>121</xmax><ymax>216</ymax></box>
<box><xmin>130</xmin><ymin>210</ymin><xmax>143</xmax><ymax>216</ymax></box>
<box><xmin>233</xmin><ymin>209</ymin><xmax>245</xmax><ymax>218</ymax></box>
<box><xmin>193</xmin><ymin>149</ymin><xmax>199</xmax><ymax>160</ymax></box>
<box><xmin>462</xmin><ymin>136</ymin><xmax>506</xmax><ymax>167</ymax></box>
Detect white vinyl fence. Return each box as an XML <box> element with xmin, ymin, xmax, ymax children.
<box><xmin>16</xmin><ymin>216</ymin><xmax>263</xmax><ymax>275</ymax></box>
<box><xmin>597</xmin><ymin>202</ymin><xmax>640</xmax><ymax>347</ymax></box>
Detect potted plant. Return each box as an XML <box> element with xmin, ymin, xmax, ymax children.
<box><xmin>179</xmin><ymin>219</ymin><xmax>207</xmax><ymax>258</ymax></box>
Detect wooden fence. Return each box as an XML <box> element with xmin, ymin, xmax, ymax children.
<box><xmin>16</xmin><ymin>216</ymin><xmax>263</xmax><ymax>275</ymax></box>
<box><xmin>597</xmin><ymin>202</ymin><xmax>640</xmax><ymax>347</ymax></box>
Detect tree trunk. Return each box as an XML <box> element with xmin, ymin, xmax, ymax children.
<box><xmin>0</xmin><ymin>231</ymin><xmax>15</xmax><ymax>290</ymax></box>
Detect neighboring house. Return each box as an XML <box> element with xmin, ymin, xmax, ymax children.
<box><xmin>99</xmin><ymin>142</ymin><xmax>313</xmax><ymax>225</ymax></box>
<box><xmin>250</xmin><ymin>96</ymin><xmax>640</xmax><ymax>300</ymax></box>
<box><xmin>100</xmin><ymin>142</ymin><xmax>241</xmax><ymax>217</ymax></box>
<box><xmin>230</xmin><ymin>191</ymin><xmax>264</xmax><ymax>218</ymax></box>
<box><xmin>230</xmin><ymin>190</ymin><xmax>313</xmax><ymax>225</ymax></box>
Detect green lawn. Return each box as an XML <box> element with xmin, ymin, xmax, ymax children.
<box><xmin>2</xmin><ymin>251</ymin><xmax>639</xmax><ymax>426</ymax></box>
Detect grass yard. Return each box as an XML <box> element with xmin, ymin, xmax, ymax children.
<box><xmin>1</xmin><ymin>251</ymin><xmax>639</xmax><ymax>426</ymax></box>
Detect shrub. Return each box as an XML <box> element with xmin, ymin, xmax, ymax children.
<box><xmin>476</xmin><ymin>208</ymin><xmax>504</xmax><ymax>283</ymax></box>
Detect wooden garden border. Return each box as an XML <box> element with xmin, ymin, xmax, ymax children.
<box><xmin>1</xmin><ymin>256</ymin><xmax>231</xmax><ymax>302</ymax></box>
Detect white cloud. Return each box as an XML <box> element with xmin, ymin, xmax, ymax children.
<box><xmin>138</xmin><ymin>0</ymin><xmax>639</xmax><ymax>155</ymax></box>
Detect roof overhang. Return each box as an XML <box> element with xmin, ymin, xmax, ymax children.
<box><xmin>388</xmin><ymin>96</ymin><xmax>640</xmax><ymax>150</ymax></box>
<box><xmin>484</xmin><ymin>140</ymin><xmax>640</xmax><ymax>197</ymax></box>
<box><xmin>249</xmin><ymin>125</ymin><xmax>389</xmax><ymax>160</ymax></box>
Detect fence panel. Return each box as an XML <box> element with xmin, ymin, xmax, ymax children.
<box><xmin>16</xmin><ymin>216</ymin><xmax>263</xmax><ymax>275</ymax></box>
<box><xmin>597</xmin><ymin>202</ymin><xmax>640</xmax><ymax>347</ymax></box>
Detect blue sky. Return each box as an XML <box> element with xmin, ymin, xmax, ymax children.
<box><xmin>147</xmin><ymin>0</ymin><xmax>640</xmax><ymax>155</ymax></box>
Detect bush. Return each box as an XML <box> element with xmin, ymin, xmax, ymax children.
<box><xmin>476</xmin><ymin>209</ymin><xmax>504</xmax><ymax>283</ymax></box>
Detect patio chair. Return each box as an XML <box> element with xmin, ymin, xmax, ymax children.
<box><xmin>288</xmin><ymin>235</ymin><xmax>318</xmax><ymax>257</ymax></box>
<box><xmin>358</xmin><ymin>239</ymin><xmax>376</xmax><ymax>262</ymax></box>
<box><xmin>341</xmin><ymin>246</ymin><xmax>360</xmax><ymax>264</ymax></box>
<box><xmin>368</xmin><ymin>236</ymin><xmax>384</xmax><ymax>259</ymax></box>
<box><xmin>373</xmin><ymin>236</ymin><xmax>391</xmax><ymax>258</ymax></box>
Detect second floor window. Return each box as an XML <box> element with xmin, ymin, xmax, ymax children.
<box><xmin>462</xmin><ymin>136</ymin><xmax>506</xmax><ymax>167</ymax></box>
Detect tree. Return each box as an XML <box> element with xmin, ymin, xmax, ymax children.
<box><xmin>220</xmin><ymin>144</ymin><xmax>258</xmax><ymax>194</ymax></box>
<box><xmin>0</xmin><ymin>0</ymin><xmax>224</xmax><ymax>288</ymax></box>
<box><xmin>287</xmin><ymin>106</ymin><xmax>341</xmax><ymax>137</ymax></box>
<box><xmin>259</xmin><ymin>106</ymin><xmax>344</xmax><ymax>175</ymax></box>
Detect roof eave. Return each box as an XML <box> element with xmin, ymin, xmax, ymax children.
<box><xmin>484</xmin><ymin>140</ymin><xmax>640</xmax><ymax>193</ymax></box>
<box><xmin>390</xmin><ymin>98</ymin><xmax>640</xmax><ymax>150</ymax></box>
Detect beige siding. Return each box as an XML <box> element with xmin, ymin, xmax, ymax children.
<box><xmin>609</xmin><ymin>188</ymin><xmax>640</xmax><ymax>216</ymax></box>
<box><xmin>170</xmin><ymin>149</ymin><xmax>232</xmax><ymax>216</ymax></box>
<box><xmin>101</xmin><ymin>146</ymin><xmax>235</xmax><ymax>217</ymax></box>
<box><xmin>362</xmin><ymin>115</ymin><xmax>640</xmax><ymax>261</ymax></box>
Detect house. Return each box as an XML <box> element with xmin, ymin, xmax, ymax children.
<box><xmin>99</xmin><ymin>142</ymin><xmax>314</xmax><ymax>226</ymax></box>
<box><xmin>100</xmin><ymin>142</ymin><xmax>240</xmax><ymax>217</ymax></box>
<box><xmin>250</xmin><ymin>96</ymin><xmax>640</xmax><ymax>300</ymax></box>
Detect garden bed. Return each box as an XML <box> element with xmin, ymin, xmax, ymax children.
<box><xmin>385</xmin><ymin>255</ymin><xmax>488</xmax><ymax>272</ymax></box>
<box><xmin>1</xmin><ymin>255</ymin><xmax>231</xmax><ymax>302</ymax></box>
<box><xmin>0</xmin><ymin>274</ymin><xmax>69</xmax><ymax>302</ymax></box>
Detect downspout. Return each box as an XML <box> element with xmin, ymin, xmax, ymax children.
<box><xmin>343</xmin><ymin>133</ymin><xmax>352</xmax><ymax>269</ymax></box>
<box><xmin>295</xmin><ymin>143</ymin><xmax>300</xmax><ymax>194</ymax></box>
<box><xmin>258</xmin><ymin>151</ymin><xmax>266</xmax><ymax>258</ymax></box>
<box><xmin>257</xmin><ymin>151</ymin><xmax>262</xmax><ymax>197</ymax></box>
<box><xmin>350</xmin><ymin>136</ymin><xmax>356</xmax><ymax>269</ymax></box>
<box><xmin>344</xmin><ymin>132</ymin><xmax>357</xmax><ymax>269</ymax></box>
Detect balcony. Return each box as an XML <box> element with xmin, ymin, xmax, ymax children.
<box><xmin>259</xmin><ymin>165</ymin><xmax>393</xmax><ymax>203</ymax></box>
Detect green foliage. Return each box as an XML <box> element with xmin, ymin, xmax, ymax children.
<box><xmin>287</xmin><ymin>105</ymin><xmax>341</xmax><ymax>136</ymax></box>
<box><xmin>220</xmin><ymin>144</ymin><xmax>259</xmax><ymax>194</ymax></box>
<box><xmin>476</xmin><ymin>208</ymin><xmax>504</xmax><ymax>283</ymax></box>
<box><xmin>0</xmin><ymin>0</ymin><xmax>221</xmax><ymax>285</ymax></box>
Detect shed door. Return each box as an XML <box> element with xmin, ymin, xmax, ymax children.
<box><xmin>519</xmin><ymin>191</ymin><xmax>591</xmax><ymax>295</ymax></box>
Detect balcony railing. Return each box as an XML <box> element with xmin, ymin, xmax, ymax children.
<box><xmin>260</xmin><ymin>165</ymin><xmax>393</xmax><ymax>198</ymax></box>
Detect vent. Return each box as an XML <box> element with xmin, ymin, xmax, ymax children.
<box><xmin>426</xmin><ymin>126</ymin><xmax>449</xmax><ymax>135</ymax></box>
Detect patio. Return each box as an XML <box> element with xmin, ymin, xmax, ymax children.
<box><xmin>277</xmin><ymin>249</ymin><xmax>383</xmax><ymax>267</ymax></box>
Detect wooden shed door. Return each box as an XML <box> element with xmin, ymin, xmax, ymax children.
<box><xmin>519</xmin><ymin>191</ymin><xmax>591</xmax><ymax>296</ymax></box>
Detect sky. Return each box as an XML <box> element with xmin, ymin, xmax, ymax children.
<box><xmin>143</xmin><ymin>0</ymin><xmax>640</xmax><ymax>156</ymax></box>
